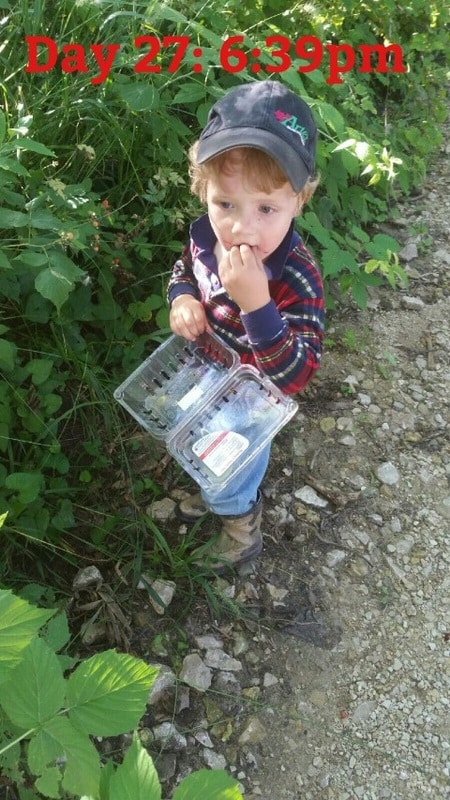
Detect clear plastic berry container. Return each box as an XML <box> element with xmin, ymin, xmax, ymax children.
<box><xmin>113</xmin><ymin>332</ymin><xmax>238</xmax><ymax>438</ymax></box>
<box><xmin>114</xmin><ymin>332</ymin><xmax>298</xmax><ymax>493</ymax></box>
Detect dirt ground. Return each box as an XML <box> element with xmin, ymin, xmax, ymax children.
<box><xmin>222</xmin><ymin>112</ymin><xmax>450</xmax><ymax>799</ymax></box>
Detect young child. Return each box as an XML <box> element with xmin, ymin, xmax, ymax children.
<box><xmin>167</xmin><ymin>80</ymin><xmax>324</xmax><ymax>572</ymax></box>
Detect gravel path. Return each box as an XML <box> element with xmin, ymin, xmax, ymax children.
<box><xmin>236</xmin><ymin>107</ymin><xmax>450</xmax><ymax>799</ymax></box>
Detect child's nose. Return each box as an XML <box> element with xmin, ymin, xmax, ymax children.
<box><xmin>231</xmin><ymin>213</ymin><xmax>256</xmax><ymax>241</ymax></box>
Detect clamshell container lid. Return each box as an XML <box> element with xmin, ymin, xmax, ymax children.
<box><xmin>167</xmin><ymin>364</ymin><xmax>298</xmax><ymax>494</ymax></box>
<box><xmin>113</xmin><ymin>332</ymin><xmax>239</xmax><ymax>440</ymax></box>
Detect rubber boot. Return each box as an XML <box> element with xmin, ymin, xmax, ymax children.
<box><xmin>177</xmin><ymin>492</ymin><xmax>209</xmax><ymax>522</ymax></box>
<box><xmin>197</xmin><ymin>493</ymin><xmax>263</xmax><ymax>574</ymax></box>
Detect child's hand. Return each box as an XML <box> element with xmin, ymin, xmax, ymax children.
<box><xmin>170</xmin><ymin>295</ymin><xmax>209</xmax><ymax>341</ymax></box>
<box><xmin>218</xmin><ymin>245</ymin><xmax>270</xmax><ymax>313</ymax></box>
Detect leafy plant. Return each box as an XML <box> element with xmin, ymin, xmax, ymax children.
<box><xmin>0</xmin><ymin>582</ymin><xmax>243</xmax><ymax>799</ymax></box>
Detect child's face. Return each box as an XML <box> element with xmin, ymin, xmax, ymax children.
<box><xmin>205</xmin><ymin>154</ymin><xmax>300</xmax><ymax>263</ymax></box>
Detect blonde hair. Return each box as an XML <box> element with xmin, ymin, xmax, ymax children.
<box><xmin>189</xmin><ymin>142</ymin><xmax>319</xmax><ymax>210</ymax></box>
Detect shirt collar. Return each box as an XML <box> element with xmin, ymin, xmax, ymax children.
<box><xmin>189</xmin><ymin>214</ymin><xmax>298</xmax><ymax>280</ymax></box>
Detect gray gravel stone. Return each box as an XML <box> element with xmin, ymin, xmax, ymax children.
<box><xmin>147</xmin><ymin>664</ymin><xmax>176</xmax><ymax>705</ymax></box>
<box><xmin>399</xmin><ymin>242</ymin><xmax>419</xmax><ymax>261</ymax></box>
<box><xmin>352</xmin><ymin>700</ymin><xmax>377</xmax><ymax>722</ymax></box>
<box><xmin>73</xmin><ymin>565</ymin><xmax>103</xmax><ymax>591</ymax></box>
<box><xmin>152</xmin><ymin>722</ymin><xmax>187</xmax><ymax>752</ymax></box>
<box><xmin>204</xmin><ymin>649</ymin><xmax>242</xmax><ymax>672</ymax></box>
<box><xmin>376</xmin><ymin>461</ymin><xmax>400</xmax><ymax>485</ymax></box>
<box><xmin>179</xmin><ymin>654</ymin><xmax>212</xmax><ymax>692</ymax></box>
<box><xmin>202</xmin><ymin>748</ymin><xmax>227</xmax><ymax>770</ymax></box>
<box><xmin>401</xmin><ymin>295</ymin><xmax>425</xmax><ymax>310</ymax></box>
<box><xmin>294</xmin><ymin>485</ymin><xmax>328</xmax><ymax>507</ymax></box>
<box><xmin>149</xmin><ymin>497</ymin><xmax>176</xmax><ymax>522</ymax></box>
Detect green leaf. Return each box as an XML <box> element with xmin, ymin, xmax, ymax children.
<box><xmin>365</xmin><ymin>233</ymin><xmax>400</xmax><ymax>257</ymax></box>
<box><xmin>50</xmin><ymin>251</ymin><xmax>85</xmax><ymax>276</ymax></box>
<box><xmin>109</xmin><ymin>733</ymin><xmax>161</xmax><ymax>800</ymax></box>
<box><xmin>35</xmin><ymin>765</ymin><xmax>61</xmax><ymax>798</ymax></box>
<box><xmin>25</xmin><ymin>358</ymin><xmax>54</xmax><ymax>386</ymax></box>
<box><xmin>321</xmin><ymin>245</ymin><xmax>359</xmax><ymax>279</ymax></box>
<box><xmin>0</xmin><ymin>109</ymin><xmax>5</xmax><ymax>143</ymax></box>
<box><xmin>34</xmin><ymin>268</ymin><xmax>71</xmax><ymax>311</ymax></box>
<box><xmin>41</xmin><ymin>392</ymin><xmax>62</xmax><ymax>414</ymax></box>
<box><xmin>281</xmin><ymin>69</ymin><xmax>306</xmax><ymax>94</ymax></box>
<box><xmin>0</xmin><ymin>157</ymin><xmax>29</xmax><ymax>176</ymax></box>
<box><xmin>35</xmin><ymin>253</ymin><xmax>85</xmax><ymax>312</ymax></box>
<box><xmin>5</xmin><ymin>472</ymin><xmax>43</xmax><ymax>504</ymax></box>
<box><xmin>0</xmin><ymin>422</ymin><xmax>9</xmax><ymax>452</ymax></box>
<box><xmin>14</xmin><ymin>250</ymin><xmax>48</xmax><ymax>267</ymax></box>
<box><xmin>0</xmin><ymin>249</ymin><xmax>12</xmax><ymax>269</ymax></box>
<box><xmin>52</xmin><ymin>498</ymin><xmax>75</xmax><ymax>530</ymax></box>
<box><xmin>98</xmin><ymin>758</ymin><xmax>116</xmax><ymax>800</ymax></box>
<box><xmin>0</xmin><ymin>209</ymin><xmax>29</xmax><ymax>227</ymax></box>
<box><xmin>116</xmin><ymin>83</ymin><xmax>160</xmax><ymax>112</ymax></box>
<box><xmin>301</xmin><ymin>211</ymin><xmax>334</xmax><ymax>249</ymax></box>
<box><xmin>0</xmin><ymin>737</ymin><xmax>21</xmax><ymax>775</ymax></box>
<box><xmin>16</xmin><ymin>789</ymin><xmax>40</xmax><ymax>800</ymax></box>
<box><xmin>191</xmin><ymin>22</ymin><xmax>223</xmax><ymax>48</ymax></box>
<box><xmin>349</xmin><ymin>225</ymin><xmax>370</xmax><ymax>244</ymax></box>
<box><xmin>173</xmin><ymin>769</ymin><xmax>243</xmax><ymax>799</ymax></box>
<box><xmin>24</xmin><ymin>291</ymin><xmax>52</xmax><ymax>323</ymax></box>
<box><xmin>43</xmin><ymin>612</ymin><xmax>71</xmax><ymax>654</ymax></box>
<box><xmin>66</xmin><ymin>650</ymin><xmax>158</xmax><ymax>735</ymax></box>
<box><xmin>314</xmin><ymin>101</ymin><xmax>345</xmax><ymax>134</ymax></box>
<box><xmin>18</xmin><ymin>508</ymin><xmax>50</xmax><ymax>539</ymax></box>
<box><xmin>45</xmin><ymin>453</ymin><xmax>70</xmax><ymax>479</ymax></box>
<box><xmin>302</xmin><ymin>66</ymin><xmax>325</xmax><ymax>84</ymax></box>
<box><xmin>0</xmin><ymin>590</ymin><xmax>53</xmax><ymax>686</ymax></box>
<box><xmin>12</xmin><ymin>138</ymin><xmax>56</xmax><ymax>157</ymax></box>
<box><xmin>172</xmin><ymin>83</ymin><xmax>206</xmax><ymax>104</ymax></box>
<box><xmin>29</xmin><ymin>209</ymin><xmax>63</xmax><ymax>231</ymax></box>
<box><xmin>128</xmin><ymin>294</ymin><xmax>163</xmax><ymax>322</ymax></box>
<box><xmin>151</xmin><ymin>4</ymin><xmax>188</xmax><ymax>23</ymax></box>
<box><xmin>1</xmin><ymin>636</ymin><xmax>65</xmax><ymax>728</ymax></box>
<box><xmin>351</xmin><ymin>281</ymin><xmax>368</xmax><ymax>309</ymax></box>
<box><xmin>332</xmin><ymin>137</ymin><xmax>356</xmax><ymax>152</ymax></box>
<box><xmin>0</xmin><ymin>338</ymin><xmax>17</xmax><ymax>371</ymax></box>
<box><xmin>28</xmin><ymin>716</ymin><xmax>101</xmax><ymax>798</ymax></box>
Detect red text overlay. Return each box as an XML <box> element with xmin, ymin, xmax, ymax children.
<box><xmin>24</xmin><ymin>34</ymin><xmax>406</xmax><ymax>86</ymax></box>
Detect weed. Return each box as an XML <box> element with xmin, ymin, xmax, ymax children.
<box><xmin>341</xmin><ymin>328</ymin><xmax>364</xmax><ymax>351</ymax></box>
<box><xmin>0</xmin><ymin>579</ymin><xmax>243</xmax><ymax>799</ymax></box>
<box><xmin>340</xmin><ymin>383</ymin><xmax>356</xmax><ymax>397</ymax></box>
<box><xmin>377</xmin><ymin>581</ymin><xmax>396</xmax><ymax>609</ymax></box>
<box><xmin>376</xmin><ymin>349</ymin><xmax>398</xmax><ymax>380</ymax></box>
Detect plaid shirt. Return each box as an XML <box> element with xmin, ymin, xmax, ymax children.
<box><xmin>167</xmin><ymin>214</ymin><xmax>324</xmax><ymax>395</ymax></box>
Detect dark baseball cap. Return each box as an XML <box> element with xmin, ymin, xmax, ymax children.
<box><xmin>197</xmin><ymin>81</ymin><xmax>317</xmax><ymax>192</ymax></box>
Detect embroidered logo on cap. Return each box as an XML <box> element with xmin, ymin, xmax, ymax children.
<box><xmin>274</xmin><ymin>110</ymin><xmax>309</xmax><ymax>145</ymax></box>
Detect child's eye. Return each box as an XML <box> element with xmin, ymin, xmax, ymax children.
<box><xmin>259</xmin><ymin>205</ymin><xmax>274</xmax><ymax>215</ymax></box>
<box><xmin>218</xmin><ymin>201</ymin><xmax>232</xmax><ymax>209</ymax></box>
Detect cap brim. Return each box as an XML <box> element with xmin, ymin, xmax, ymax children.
<box><xmin>197</xmin><ymin>127</ymin><xmax>311</xmax><ymax>192</ymax></box>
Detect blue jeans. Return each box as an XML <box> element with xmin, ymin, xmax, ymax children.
<box><xmin>200</xmin><ymin>443</ymin><xmax>271</xmax><ymax>517</ymax></box>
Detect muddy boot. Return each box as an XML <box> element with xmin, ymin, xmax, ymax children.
<box><xmin>177</xmin><ymin>492</ymin><xmax>209</xmax><ymax>522</ymax></box>
<box><xmin>197</xmin><ymin>494</ymin><xmax>263</xmax><ymax>574</ymax></box>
